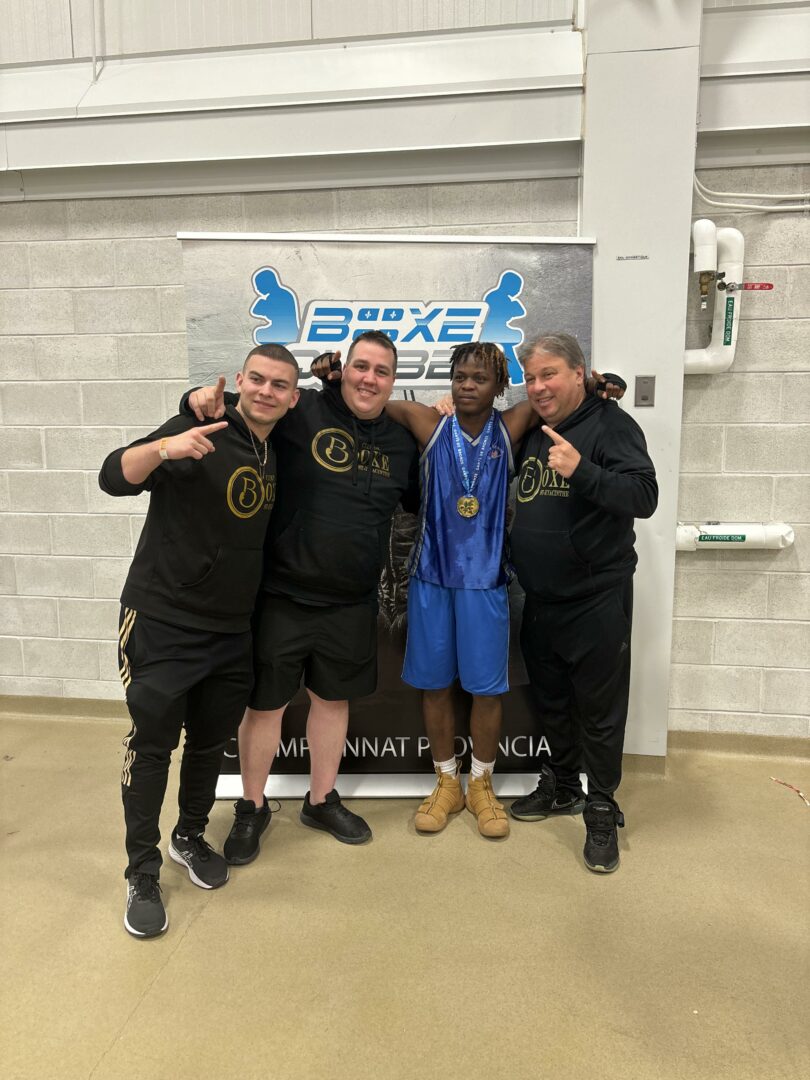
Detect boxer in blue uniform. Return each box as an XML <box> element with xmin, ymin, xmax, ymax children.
<box><xmin>401</xmin><ymin>344</ymin><xmax>516</xmax><ymax>837</ymax></box>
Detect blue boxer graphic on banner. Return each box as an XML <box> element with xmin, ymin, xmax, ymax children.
<box><xmin>481</xmin><ymin>270</ymin><xmax>526</xmax><ymax>385</ymax></box>
<box><xmin>250</xmin><ymin>268</ymin><xmax>301</xmax><ymax>345</ymax></box>
<box><xmin>249</xmin><ymin>265</ymin><xmax>528</xmax><ymax>384</ymax></box>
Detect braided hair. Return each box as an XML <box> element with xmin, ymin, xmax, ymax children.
<box><xmin>448</xmin><ymin>341</ymin><xmax>509</xmax><ymax>397</ymax></box>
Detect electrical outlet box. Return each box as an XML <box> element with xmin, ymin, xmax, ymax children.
<box><xmin>635</xmin><ymin>376</ymin><xmax>655</xmax><ymax>407</ymax></box>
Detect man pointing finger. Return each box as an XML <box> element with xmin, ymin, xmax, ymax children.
<box><xmin>99</xmin><ymin>344</ymin><xmax>300</xmax><ymax>938</ymax></box>
<box><xmin>541</xmin><ymin>425</ymin><xmax>581</xmax><ymax>478</ymax></box>
<box><xmin>509</xmin><ymin>333</ymin><xmax>658</xmax><ymax>875</ymax></box>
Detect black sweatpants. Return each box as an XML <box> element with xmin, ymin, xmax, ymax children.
<box><xmin>519</xmin><ymin>579</ymin><xmax>633</xmax><ymax>802</ymax></box>
<box><xmin>118</xmin><ymin>607</ymin><xmax>253</xmax><ymax>878</ymax></box>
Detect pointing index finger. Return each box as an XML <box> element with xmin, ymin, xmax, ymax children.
<box><xmin>198</xmin><ymin>421</ymin><xmax>229</xmax><ymax>436</ymax></box>
<box><xmin>542</xmin><ymin>425</ymin><xmax>566</xmax><ymax>444</ymax></box>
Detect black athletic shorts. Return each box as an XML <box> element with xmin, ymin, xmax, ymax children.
<box><xmin>249</xmin><ymin>592</ymin><xmax>378</xmax><ymax>710</ymax></box>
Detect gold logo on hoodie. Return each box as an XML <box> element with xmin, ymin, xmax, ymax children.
<box><xmin>311</xmin><ymin>428</ymin><xmax>390</xmax><ymax>478</ymax></box>
<box><xmin>312</xmin><ymin>429</ymin><xmax>354</xmax><ymax>472</ymax></box>
<box><xmin>517</xmin><ymin>457</ymin><xmax>569</xmax><ymax>502</ymax></box>
<box><xmin>227</xmin><ymin>467</ymin><xmax>275</xmax><ymax>519</ymax></box>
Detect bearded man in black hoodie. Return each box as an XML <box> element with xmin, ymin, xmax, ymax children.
<box><xmin>185</xmin><ymin>331</ymin><xmax>419</xmax><ymax>857</ymax></box>
<box><xmin>508</xmin><ymin>333</ymin><xmax>658</xmax><ymax>875</ymax></box>
<box><xmin>100</xmin><ymin>344</ymin><xmax>300</xmax><ymax>938</ymax></box>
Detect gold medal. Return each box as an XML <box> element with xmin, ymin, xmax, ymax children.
<box><xmin>457</xmin><ymin>495</ymin><xmax>480</xmax><ymax>518</ymax></box>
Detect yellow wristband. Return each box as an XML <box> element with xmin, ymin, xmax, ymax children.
<box><xmin>158</xmin><ymin>438</ymin><xmax>170</xmax><ymax>461</ymax></box>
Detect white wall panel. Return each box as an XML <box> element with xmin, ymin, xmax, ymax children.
<box><xmin>582</xmin><ymin>0</ymin><xmax>704</xmax><ymax>757</ymax></box>
<box><xmin>587</xmin><ymin>0</ymin><xmax>701</xmax><ymax>52</ymax></box>
<box><xmin>98</xmin><ymin>0</ymin><xmax>312</xmax><ymax>57</ymax></box>
<box><xmin>699</xmin><ymin>72</ymin><xmax>810</xmax><ymax>131</ymax></box>
<box><xmin>703</xmin><ymin>1</ymin><xmax>807</xmax><ymax>8</ymax></box>
<box><xmin>5</xmin><ymin>88</ymin><xmax>582</xmax><ymax>170</ymax></box>
<box><xmin>702</xmin><ymin>8</ymin><xmax>810</xmax><ymax>75</ymax></box>
<box><xmin>74</xmin><ymin>28</ymin><xmax>581</xmax><ymax>117</ymax></box>
<box><xmin>1</xmin><ymin>26</ymin><xmax>582</xmax><ymax>121</ymax></box>
<box><xmin>312</xmin><ymin>0</ymin><xmax>572</xmax><ymax>39</ymax></box>
<box><xmin>6</xmin><ymin>144</ymin><xmax>581</xmax><ymax>202</ymax></box>
<box><xmin>0</xmin><ymin>62</ymin><xmax>95</xmax><ymax>123</ymax></box>
<box><xmin>0</xmin><ymin>0</ymin><xmax>74</xmax><ymax>64</ymax></box>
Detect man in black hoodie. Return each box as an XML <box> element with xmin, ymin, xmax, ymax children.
<box><xmin>185</xmin><ymin>331</ymin><xmax>419</xmax><ymax>856</ymax></box>
<box><xmin>508</xmin><ymin>333</ymin><xmax>657</xmax><ymax>874</ymax></box>
<box><xmin>99</xmin><ymin>344</ymin><xmax>300</xmax><ymax>938</ymax></box>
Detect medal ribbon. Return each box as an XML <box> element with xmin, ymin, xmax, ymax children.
<box><xmin>450</xmin><ymin>411</ymin><xmax>494</xmax><ymax>501</ymax></box>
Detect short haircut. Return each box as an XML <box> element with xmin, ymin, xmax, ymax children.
<box><xmin>243</xmin><ymin>343</ymin><xmax>300</xmax><ymax>382</ymax></box>
<box><xmin>449</xmin><ymin>341</ymin><xmax>509</xmax><ymax>394</ymax></box>
<box><xmin>518</xmin><ymin>332</ymin><xmax>586</xmax><ymax>372</ymax></box>
<box><xmin>346</xmin><ymin>330</ymin><xmax>398</xmax><ymax>372</ymax></box>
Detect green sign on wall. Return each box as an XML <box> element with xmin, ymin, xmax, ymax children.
<box><xmin>723</xmin><ymin>295</ymin><xmax>735</xmax><ymax>346</ymax></box>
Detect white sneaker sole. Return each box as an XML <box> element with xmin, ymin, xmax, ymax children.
<box><xmin>168</xmin><ymin>843</ymin><xmax>229</xmax><ymax>889</ymax></box>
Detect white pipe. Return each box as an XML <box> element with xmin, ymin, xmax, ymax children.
<box><xmin>694</xmin><ymin>175</ymin><xmax>810</xmax><ymax>204</ymax></box>
<box><xmin>692</xmin><ymin>218</ymin><xmax>716</xmax><ymax>273</ymax></box>
<box><xmin>693</xmin><ymin>179</ymin><xmax>809</xmax><ymax>213</ymax></box>
<box><xmin>676</xmin><ymin>522</ymin><xmax>794</xmax><ymax>552</ymax></box>
<box><xmin>684</xmin><ymin>225</ymin><xmax>745</xmax><ymax>374</ymax></box>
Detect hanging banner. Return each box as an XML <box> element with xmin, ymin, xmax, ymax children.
<box><xmin>180</xmin><ymin>232</ymin><xmax>594</xmax><ymax>796</ymax></box>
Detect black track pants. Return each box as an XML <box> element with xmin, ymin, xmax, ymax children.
<box><xmin>519</xmin><ymin>579</ymin><xmax>633</xmax><ymax>801</ymax></box>
<box><xmin>118</xmin><ymin>608</ymin><xmax>253</xmax><ymax>878</ymax></box>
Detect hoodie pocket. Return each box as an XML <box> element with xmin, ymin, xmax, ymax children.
<box><xmin>270</xmin><ymin>508</ymin><xmax>385</xmax><ymax>599</ymax></box>
<box><xmin>172</xmin><ymin>545</ymin><xmax>264</xmax><ymax>618</ymax></box>
<box><xmin>510</xmin><ymin>526</ymin><xmax>589</xmax><ymax>596</ymax></box>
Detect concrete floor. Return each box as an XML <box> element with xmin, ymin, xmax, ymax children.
<box><xmin>1</xmin><ymin>713</ymin><xmax>808</xmax><ymax>1080</ymax></box>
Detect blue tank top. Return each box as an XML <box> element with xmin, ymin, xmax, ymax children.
<box><xmin>408</xmin><ymin>412</ymin><xmax>514</xmax><ymax>590</ymax></box>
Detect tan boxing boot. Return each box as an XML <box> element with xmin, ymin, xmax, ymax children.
<box><xmin>414</xmin><ymin>765</ymin><xmax>465</xmax><ymax>833</ymax></box>
<box><xmin>466</xmin><ymin>771</ymin><xmax>510</xmax><ymax>838</ymax></box>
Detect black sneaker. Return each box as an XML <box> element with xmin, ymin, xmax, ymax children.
<box><xmin>169</xmin><ymin>830</ymin><xmax>229</xmax><ymax>888</ymax></box>
<box><xmin>299</xmin><ymin>790</ymin><xmax>371</xmax><ymax>845</ymax></box>
<box><xmin>124</xmin><ymin>872</ymin><xmax>168</xmax><ymax>939</ymax></box>
<box><xmin>510</xmin><ymin>764</ymin><xmax>586</xmax><ymax>821</ymax></box>
<box><xmin>223</xmin><ymin>797</ymin><xmax>272</xmax><ymax>865</ymax></box>
<box><xmin>583</xmin><ymin>801</ymin><xmax>625</xmax><ymax>873</ymax></box>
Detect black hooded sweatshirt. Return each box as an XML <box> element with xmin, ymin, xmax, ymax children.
<box><xmin>511</xmin><ymin>396</ymin><xmax>657</xmax><ymax>600</ymax></box>
<box><xmin>99</xmin><ymin>405</ymin><xmax>275</xmax><ymax>632</ymax></box>
<box><xmin>182</xmin><ymin>384</ymin><xmax>419</xmax><ymax>606</ymax></box>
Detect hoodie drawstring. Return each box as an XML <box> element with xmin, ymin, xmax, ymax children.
<box><xmin>349</xmin><ymin>415</ymin><xmax>376</xmax><ymax>495</ymax></box>
<box><xmin>350</xmin><ymin>416</ymin><xmax>359</xmax><ymax>489</ymax></box>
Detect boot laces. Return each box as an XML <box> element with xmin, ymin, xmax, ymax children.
<box><xmin>587</xmin><ymin>805</ymin><xmax>624</xmax><ymax>847</ymax></box>
<box><xmin>589</xmin><ymin>826</ymin><xmax>613</xmax><ymax>849</ymax></box>
<box><xmin>186</xmin><ymin>834</ymin><xmax>214</xmax><ymax>861</ymax></box>
<box><xmin>425</xmin><ymin>773</ymin><xmax>456</xmax><ymax>809</ymax></box>
<box><xmin>476</xmin><ymin>775</ymin><xmax>504</xmax><ymax>812</ymax></box>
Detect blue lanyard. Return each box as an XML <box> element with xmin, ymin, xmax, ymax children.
<box><xmin>450</xmin><ymin>411</ymin><xmax>494</xmax><ymax>499</ymax></box>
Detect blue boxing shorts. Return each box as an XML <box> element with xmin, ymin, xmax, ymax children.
<box><xmin>402</xmin><ymin>577</ymin><xmax>509</xmax><ymax>696</ymax></box>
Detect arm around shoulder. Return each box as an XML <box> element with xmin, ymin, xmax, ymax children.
<box><xmin>500</xmin><ymin>398</ymin><xmax>538</xmax><ymax>446</ymax></box>
<box><xmin>384</xmin><ymin>399</ymin><xmax>441</xmax><ymax>448</ymax></box>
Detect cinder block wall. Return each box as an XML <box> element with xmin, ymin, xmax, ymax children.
<box><xmin>674</xmin><ymin>164</ymin><xmax>810</xmax><ymax>737</ymax></box>
<box><xmin>0</xmin><ymin>167</ymin><xmax>807</xmax><ymax>737</ymax></box>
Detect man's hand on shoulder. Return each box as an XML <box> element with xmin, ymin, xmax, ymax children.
<box><xmin>311</xmin><ymin>351</ymin><xmax>343</xmax><ymax>382</ymax></box>
<box><xmin>589</xmin><ymin>370</ymin><xmax>626</xmax><ymax>401</ymax></box>
<box><xmin>190</xmin><ymin>376</ymin><xmax>227</xmax><ymax>420</ymax></box>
